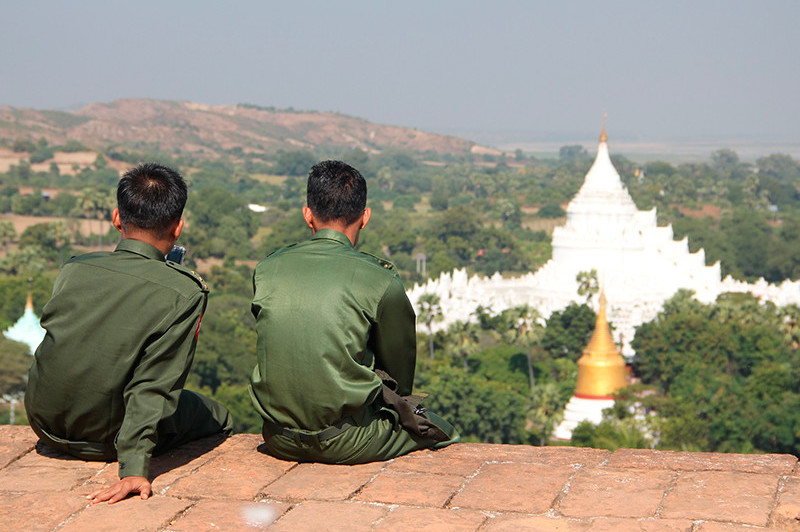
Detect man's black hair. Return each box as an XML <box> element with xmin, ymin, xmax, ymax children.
<box><xmin>117</xmin><ymin>163</ymin><xmax>187</xmax><ymax>235</ymax></box>
<box><xmin>306</xmin><ymin>160</ymin><xmax>367</xmax><ymax>225</ymax></box>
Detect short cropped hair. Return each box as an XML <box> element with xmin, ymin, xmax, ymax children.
<box><xmin>306</xmin><ymin>160</ymin><xmax>367</xmax><ymax>225</ymax></box>
<box><xmin>117</xmin><ymin>163</ymin><xmax>187</xmax><ymax>235</ymax></box>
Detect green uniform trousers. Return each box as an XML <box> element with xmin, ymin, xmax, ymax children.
<box><xmin>30</xmin><ymin>390</ymin><xmax>233</xmax><ymax>464</ymax></box>
<box><xmin>261</xmin><ymin>404</ymin><xmax>460</xmax><ymax>465</ymax></box>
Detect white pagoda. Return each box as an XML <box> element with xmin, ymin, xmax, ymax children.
<box><xmin>4</xmin><ymin>291</ymin><xmax>45</xmax><ymax>354</ymax></box>
<box><xmin>409</xmin><ymin>125</ymin><xmax>722</xmax><ymax>357</ymax></box>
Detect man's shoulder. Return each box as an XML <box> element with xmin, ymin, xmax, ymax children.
<box><xmin>64</xmin><ymin>250</ymin><xmax>208</xmax><ymax>295</ymax></box>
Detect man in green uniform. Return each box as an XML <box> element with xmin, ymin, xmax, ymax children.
<box><xmin>250</xmin><ymin>160</ymin><xmax>458</xmax><ymax>464</ymax></box>
<box><xmin>25</xmin><ymin>163</ymin><xmax>233</xmax><ymax>504</ymax></box>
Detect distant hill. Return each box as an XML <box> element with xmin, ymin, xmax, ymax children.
<box><xmin>0</xmin><ymin>99</ymin><xmax>491</xmax><ymax>159</ymax></box>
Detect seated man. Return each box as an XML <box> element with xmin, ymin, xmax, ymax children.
<box><xmin>249</xmin><ymin>160</ymin><xmax>459</xmax><ymax>464</ymax></box>
<box><xmin>25</xmin><ymin>163</ymin><xmax>233</xmax><ymax>504</ymax></box>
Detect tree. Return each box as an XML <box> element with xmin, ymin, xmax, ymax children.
<box><xmin>559</xmin><ymin>145</ymin><xmax>589</xmax><ymax>164</ymax></box>
<box><xmin>416</xmin><ymin>364</ymin><xmax>528</xmax><ymax>443</ymax></box>
<box><xmin>446</xmin><ymin>320</ymin><xmax>480</xmax><ymax>371</ymax></box>
<box><xmin>417</xmin><ymin>293</ymin><xmax>443</xmax><ymax>359</ymax></box>
<box><xmin>502</xmin><ymin>305</ymin><xmax>543</xmax><ymax>391</ymax></box>
<box><xmin>0</xmin><ymin>246</ymin><xmax>47</xmax><ymax>277</ymax></box>
<box><xmin>528</xmin><ymin>382</ymin><xmax>564</xmax><ymax>445</ymax></box>
<box><xmin>541</xmin><ymin>303</ymin><xmax>596</xmax><ymax>361</ymax></box>
<box><xmin>78</xmin><ymin>187</ymin><xmax>113</xmax><ymax>249</ymax></box>
<box><xmin>189</xmin><ymin>294</ymin><xmax>256</xmax><ymax>392</ymax></box>
<box><xmin>272</xmin><ymin>151</ymin><xmax>317</xmax><ymax>176</ymax></box>
<box><xmin>0</xmin><ymin>335</ymin><xmax>32</xmax><ymax>396</ymax></box>
<box><xmin>576</xmin><ymin>269</ymin><xmax>599</xmax><ymax>303</ymax></box>
<box><xmin>537</xmin><ymin>202</ymin><xmax>566</xmax><ymax>218</ymax></box>
<box><xmin>0</xmin><ymin>221</ymin><xmax>16</xmax><ymax>250</ymax></box>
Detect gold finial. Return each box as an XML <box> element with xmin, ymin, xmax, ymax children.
<box><xmin>25</xmin><ymin>277</ymin><xmax>33</xmax><ymax>311</ymax></box>
<box><xmin>599</xmin><ymin>112</ymin><xmax>608</xmax><ymax>143</ymax></box>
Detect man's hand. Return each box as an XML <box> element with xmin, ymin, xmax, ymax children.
<box><xmin>87</xmin><ymin>476</ymin><xmax>151</xmax><ymax>505</ymax></box>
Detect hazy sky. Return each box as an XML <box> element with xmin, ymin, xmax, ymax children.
<box><xmin>2</xmin><ymin>1</ymin><xmax>798</xmax><ymax>146</ymax></box>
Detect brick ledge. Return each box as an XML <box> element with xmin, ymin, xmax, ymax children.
<box><xmin>1</xmin><ymin>425</ymin><xmax>799</xmax><ymax>531</ymax></box>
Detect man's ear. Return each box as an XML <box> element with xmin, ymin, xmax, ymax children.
<box><xmin>302</xmin><ymin>206</ymin><xmax>316</xmax><ymax>232</ymax></box>
<box><xmin>112</xmin><ymin>209</ymin><xmax>124</xmax><ymax>234</ymax></box>
<box><xmin>172</xmin><ymin>219</ymin><xmax>184</xmax><ymax>241</ymax></box>
<box><xmin>360</xmin><ymin>207</ymin><xmax>371</xmax><ymax>230</ymax></box>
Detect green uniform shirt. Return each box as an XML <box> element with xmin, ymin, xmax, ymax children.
<box><xmin>25</xmin><ymin>239</ymin><xmax>208</xmax><ymax>478</ymax></box>
<box><xmin>249</xmin><ymin>228</ymin><xmax>417</xmax><ymax>431</ymax></box>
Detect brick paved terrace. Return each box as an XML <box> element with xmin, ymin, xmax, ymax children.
<box><xmin>1</xmin><ymin>425</ymin><xmax>800</xmax><ymax>531</ymax></box>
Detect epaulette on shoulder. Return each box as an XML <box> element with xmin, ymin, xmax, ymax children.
<box><xmin>166</xmin><ymin>261</ymin><xmax>209</xmax><ymax>292</ymax></box>
<box><xmin>359</xmin><ymin>251</ymin><xmax>398</xmax><ymax>272</ymax></box>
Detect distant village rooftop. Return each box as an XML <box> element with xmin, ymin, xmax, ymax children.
<box><xmin>1</xmin><ymin>425</ymin><xmax>799</xmax><ymax>531</ymax></box>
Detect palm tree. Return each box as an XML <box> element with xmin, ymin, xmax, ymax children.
<box><xmin>417</xmin><ymin>293</ymin><xmax>443</xmax><ymax>360</ymax></box>
<box><xmin>79</xmin><ymin>187</ymin><xmax>112</xmax><ymax>249</ymax></box>
<box><xmin>528</xmin><ymin>383</ymin><xmax>564</xmax><ymax>446</ymax></box>
<box><xmin>446</xmin><ymin>320</ymin><xmax>480</xmax><ymax>371</ymax></box>
<box><xmin>504</xmin><ymin>305</ymin><xmax>543</xmax><ymax>392</ymax></box>
<box><xmin>49</xmin><ymin>221</ymin><xmax>71</xmax><ymax>265</ymax></box>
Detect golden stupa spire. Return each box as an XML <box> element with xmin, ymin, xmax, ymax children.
<box><xmin>599</xmin><ymin>112</ymin><xmax>608</xmax><ymax>143</ymax></box>
<box><xmin>574</xmin><ymin>290</ymin><xmax>627</xmax><ymax>398</ymax></box>
<box><xmin>25</xmin><ymin>277</ymin><xmax>33</xmax><ymax>311</ymax></box>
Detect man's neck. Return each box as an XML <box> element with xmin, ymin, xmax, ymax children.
<box><xmin>312</xmin><ymin>222</ymin><xmax>359</xmax><ymax>246</ymax></box>
<box><xmin>121</xmin><ymin>230</ymin><xmax>174</xmax><ymax>256</ymax></box>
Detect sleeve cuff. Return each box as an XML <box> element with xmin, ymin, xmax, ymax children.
<box><xmin>117</xmin><ymin>453</ymin><xmax>150</xmax><ymax>479</ymax></box>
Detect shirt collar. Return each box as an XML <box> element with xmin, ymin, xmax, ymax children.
<box><xmin>311</xmin><ymin>228</ymin><xmax>354</xmax><ymax>247</ymax></box>
<box><xmin>115</xmin><ymin>239</ymin><xmax>167</xmax><ymax>261</ymax></box>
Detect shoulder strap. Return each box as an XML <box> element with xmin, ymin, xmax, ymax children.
<box><xmin>359</xmin><ymin>251</ymin><xmax>398</xmax><ymax>272</ymax></box>
<box><xmin>166</xmin><ymin>261</ymin><xmax>209</xmax><ymax>292</ymax></box>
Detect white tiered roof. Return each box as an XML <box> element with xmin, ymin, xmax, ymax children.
<box><xmin>408</xmin><ymin>131</ymin><xmax>800</xmax><ymax>357</ymax></box>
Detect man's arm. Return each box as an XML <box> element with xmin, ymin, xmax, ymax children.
<box><xmin>97</xmin><ymin>291</ymin><xmax>206</xmax><ymax>503</ymax></box>
<box><xmin>371</xmin><ymin>276</ymin><xmax>417</xmax><ymax>395</ymax></box>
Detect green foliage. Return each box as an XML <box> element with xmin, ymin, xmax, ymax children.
<box><xmin>571</xmin><ymin>417</ymin><xmax>651</xmax><ymax>451</ymax></box>
<box><xmin>258</xmin><ymin>212</ymin><xmax>309</xmax><ymax>257</ymax></box>
<box><xmin>416</xmin><ymin>363</ymin><xmax>529</xmax><ymax>444</ymax></box>
<box><xmin>189</xmin><ymin>294</ymin><xmax>256</xmax><ymax>392</ymax></box>
<box><xmin>272</xmin><ymin>150</ymin><xmax>317</xmax><ymax>176</ymax></box>
<box><xmin>203</xmin><ymin>383</ymin><xmax>262</xmax><ymax>434</ymax></box>
<box><xmin>537</xmin><ymin>202</ymin><xmax>566</xmax><ymax>218</ymax></box>
<box><xmin>12</xmin><ymin>139</ymin><xmax>36</xmax><ymax>153</ymax></box>
<box><xmin>632</xmin><ymin>291</ymin><xmax>800</xmax><ymax>455</ymax></box>
<box><xmin>183</xmin><ymin>187</ymin><xmax>258</xmax><ymax>259</ymax></box>
<box><xmin>541</xmin><ymin>303</ymin><xmax>596</xmax><ymax>361</ymax></box>
<box><xmin>29</xmin><ymin>138</ymin><xmax>54</xmax><ymax>164</ymax></box>
<box><xmin>58</xmin><ymin>139</ymin><xmax>90</xmax><ymax>152</ymax></box>
<box><xmin>0</xmin><ymin>336</ymin><xmax>32</xmax><ymax>396</ymax></box>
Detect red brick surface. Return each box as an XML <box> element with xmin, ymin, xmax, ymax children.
<box><xmin>262</xmin><ymin>461</ymin><xmax>382</xmax><ymax>501</ymax></box>
<box><xmin>450</xmin><ymin>462</ymin><xmax>575</xmax><ymax>513</ymax></box>
<box><xmin>559</xmin><ymin>467</ymin><xmax>675</xmax><ymax>518</ymax></box>
<box><xmin>662</xmin><ymin>471</ymin><xmax>780</xmax><ymax>526</ymax></box>
<box><xmin>1</xmin><ymin>425</ymin><xmax>798</xmax><ymax>531</ymax></box>
<box><xmin>354</xmin><ymin>469</ymin><xmax>465</xmax><ymax>507</ymax></box>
